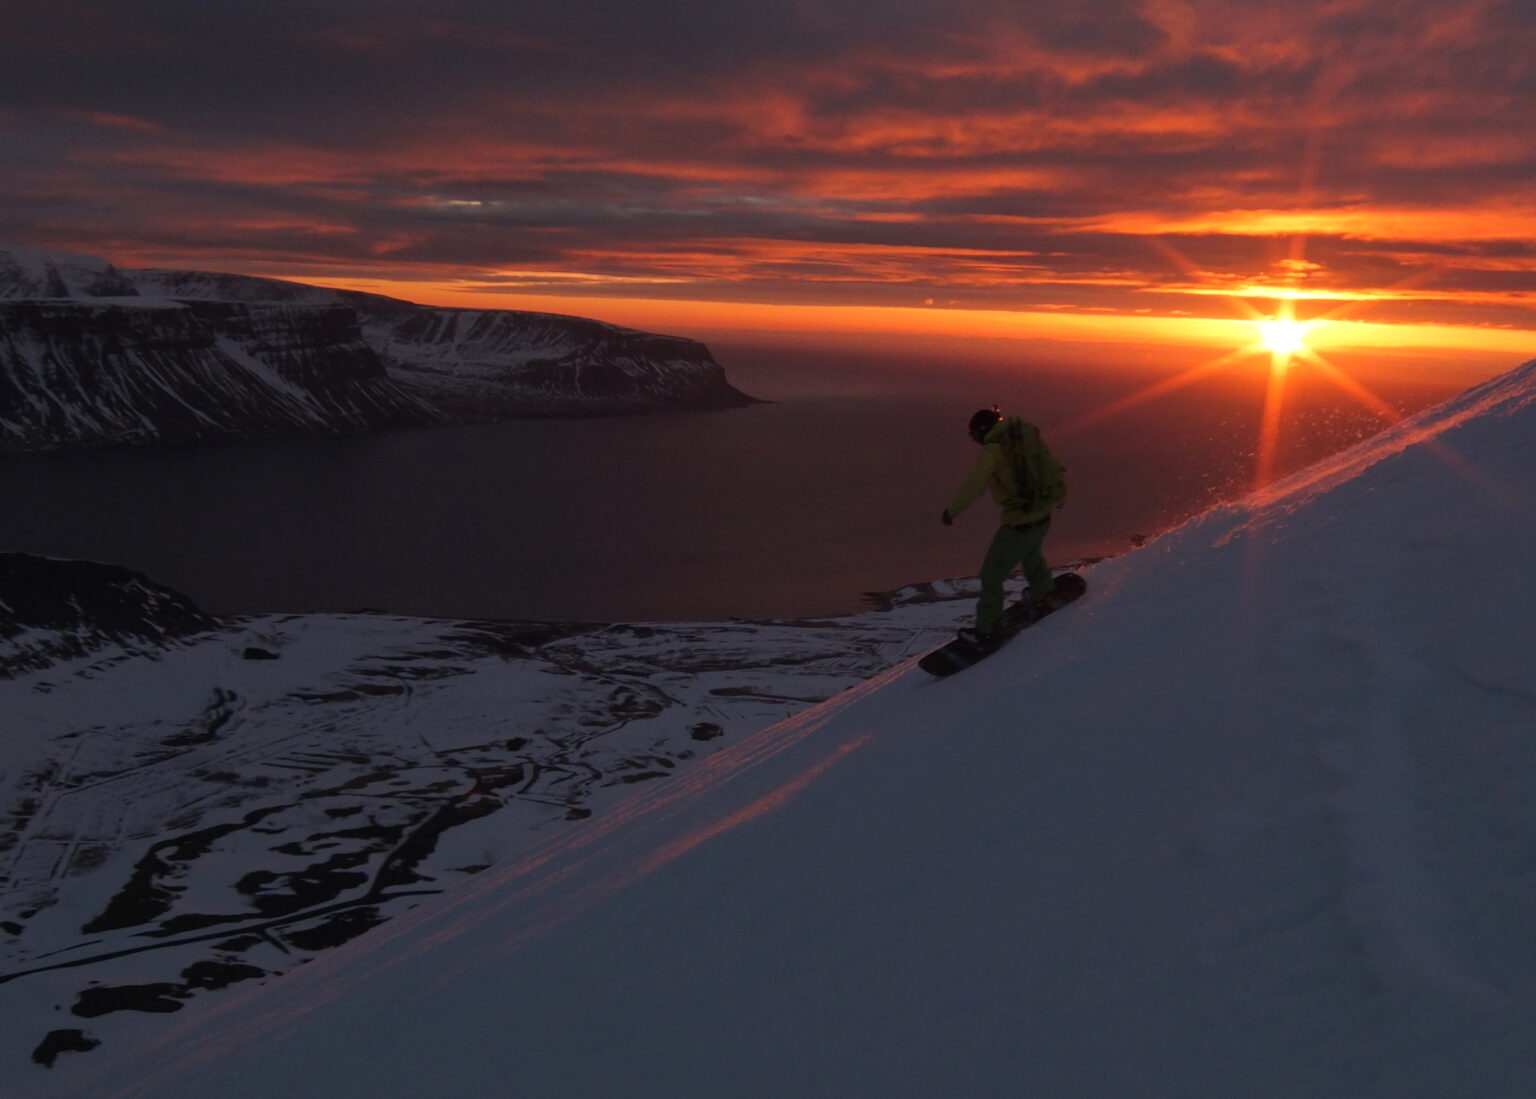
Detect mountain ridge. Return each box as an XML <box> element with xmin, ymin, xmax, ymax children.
<box><xmin>0</xmin><ymin>246</ymin><xmax>756</xmax><ymax>452</ymax></box>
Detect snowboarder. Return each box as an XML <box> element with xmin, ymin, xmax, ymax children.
<box><xmin>941</xmin><ymin>406</ymin><xmax>1068</xmax><ymax>646</ymax></box>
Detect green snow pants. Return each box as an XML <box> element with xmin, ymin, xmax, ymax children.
<box><xmin>976</xmin><ymin>517</ymin><xmax>1054</xmax><ymax>636</ymax></box>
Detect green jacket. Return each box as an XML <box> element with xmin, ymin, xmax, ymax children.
<box><xmin>946</xmin><ymin>416</ymin><xmax>1066</xmax><ymax>526</ymax></box>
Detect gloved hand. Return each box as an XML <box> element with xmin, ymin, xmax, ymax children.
<box><xmin>940</xmin><ymin>509</ymin><xmax>954</xmax><ymax>526</ymax></box>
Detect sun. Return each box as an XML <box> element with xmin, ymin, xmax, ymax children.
<box><xmin>1256</xmin><ymin>318</ymin><xmax>1311</xmax><ymax>356</ymax></box>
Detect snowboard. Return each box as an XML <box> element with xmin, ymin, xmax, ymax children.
<box><xmin>918</xmin><ymin>572</ymin><xmax>1088</xmax><ymax>678</ymax></box>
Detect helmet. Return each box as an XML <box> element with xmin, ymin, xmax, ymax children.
<box><xmin>967</xmin><ymin>406</ymin><xmax>1001</xmax><ymax>443</ymax></box>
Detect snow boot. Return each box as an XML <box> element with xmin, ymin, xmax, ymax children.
<box><xmin>954</xmin><ymin>626</ymin><xmax>1001</xmax><ymax>650</ymax></box>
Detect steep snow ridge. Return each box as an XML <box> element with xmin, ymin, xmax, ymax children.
<box><xmin>53</xmin><ymin>358</ymin><xmax>1536</xmax><ymax>1099</ymax></box>
<box><xmin>1225</xmin><ymin>359</ymin><xmax>1536</xmax><ymax>540</ymax></box>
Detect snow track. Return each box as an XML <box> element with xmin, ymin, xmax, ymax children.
<box><xmin>1330</xmin><ymin>616</ymin><xmax>1504</xmax><ymax>1010</ymax></box>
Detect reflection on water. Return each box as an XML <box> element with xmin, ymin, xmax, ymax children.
<box><xmin>0</xmin><ymin>345</ymin><xmax>1461</xmax><ymax>622</ymax></box>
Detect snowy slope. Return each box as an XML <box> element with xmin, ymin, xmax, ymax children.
<box><xmin>14</xmin><ymin>358</ymin><xmax>1536</xmax><ymax>1098</ymax></box>
<box><xmin>0</xmin><ymin>564</ymin><xmax>984</xmax><ymax>1080</ymax></box>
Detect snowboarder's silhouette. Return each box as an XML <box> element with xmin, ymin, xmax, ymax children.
<box><xmin>941</xmin><ymin>406</ymin><xmax>1068</xmax><ymax>646</ymax></box>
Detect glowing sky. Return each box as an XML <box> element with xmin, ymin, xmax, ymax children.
<box><xmin>4</xmin><ymin>0</ymin><xmax>1535</xmax><ymax>349</ymax></box>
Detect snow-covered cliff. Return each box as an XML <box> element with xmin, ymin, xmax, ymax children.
<box><xmin>132</xmin><ymin>267</ymin><xmax>755</xmax><ymax>418</ymax></box>
<box><xmin>0</xmin><ymin>245</ymin><xmax>138</xmax><ymax>300</ymax></box>
<box><xmin>0</xmin><ymin>298</ymin><xmax>433</xmax><ymax>452</ymax></box>
<box><xmin>0</xmin><ymin>247</ymin><xmax>756</xmax><ymax>453</ymax></box>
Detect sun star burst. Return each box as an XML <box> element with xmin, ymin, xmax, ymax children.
<box><xmin>1257</xmin><ymin>318</ymin><xmax>1311</xmax><ymax>356</ymax></box>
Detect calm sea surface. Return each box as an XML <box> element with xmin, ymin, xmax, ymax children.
<box><xmin>0</xmin><ymin>341</ymin><xmax>1467</xmax><ymax>622</ymax></box>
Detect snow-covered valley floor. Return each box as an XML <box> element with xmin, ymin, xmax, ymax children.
<box><xmin>0</xmin><ymin>573</ymin><xmax>993</xmax><ymax>1081</ymax></box>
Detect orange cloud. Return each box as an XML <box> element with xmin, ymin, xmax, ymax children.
<box><xmin>8</xmin><ymin>0</ymin><xmax>1535</xmax><ymax>353</ymax></box>
<box><xmin>1087</xmin><ymin>204</ymin><xmax>1536</xmax><ymax>243</ymax></box>
<box><xmin>282</xmin><ymin>277</ymin><xmax>1536</xmax><ymax>362</ymax></box>
<box><xmin>59</xmin><ymin>109</ymin><xmax>163</xmax><ymax>135</ymax></box>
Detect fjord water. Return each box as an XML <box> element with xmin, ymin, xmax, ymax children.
<box><xmin>0</xmin><ymin>342</ymin><xmax>1467</xmax><ymax>623</ymax></box>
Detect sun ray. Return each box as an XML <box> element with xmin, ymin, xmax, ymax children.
<box><xmin>1054</xmin><ymin>345</ymin><xmax>1255</xmax><ymax>438</ymax></box>
<box><xmin>1296</xmin><ymin>345</ymin><xmax>1504</xmax><ymax>493</ymax></box>
<box><xmin>1145</xmin><ymin>237</ymin><xmax>1269</xmax><ymax>322</ymax></box>
<box><xmin>1297</xmin><ymin>347</ymin><xmax>1403</xmax><ymax>425</ymax></box>
<box><xmin>1284</xmin><ymin>262</ymin><xmax>1448</xmax><ymax>327</ymax></box>
<box><xmin>1252</xmin><ymin>349</ymin><xmax>1293</xmax><ymax>490</ymax></box>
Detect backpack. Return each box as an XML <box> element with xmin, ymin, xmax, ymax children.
<box><xmin>1001</xmin><ymin>419</ymin><xmax>1066</xmax><ymax>513</ymax></box>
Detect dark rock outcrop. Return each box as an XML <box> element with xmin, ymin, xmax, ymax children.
<box><xmin>0</xmin><ymin>553</ymin><xmax>217</xmax><ymax>676</ymax></box>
